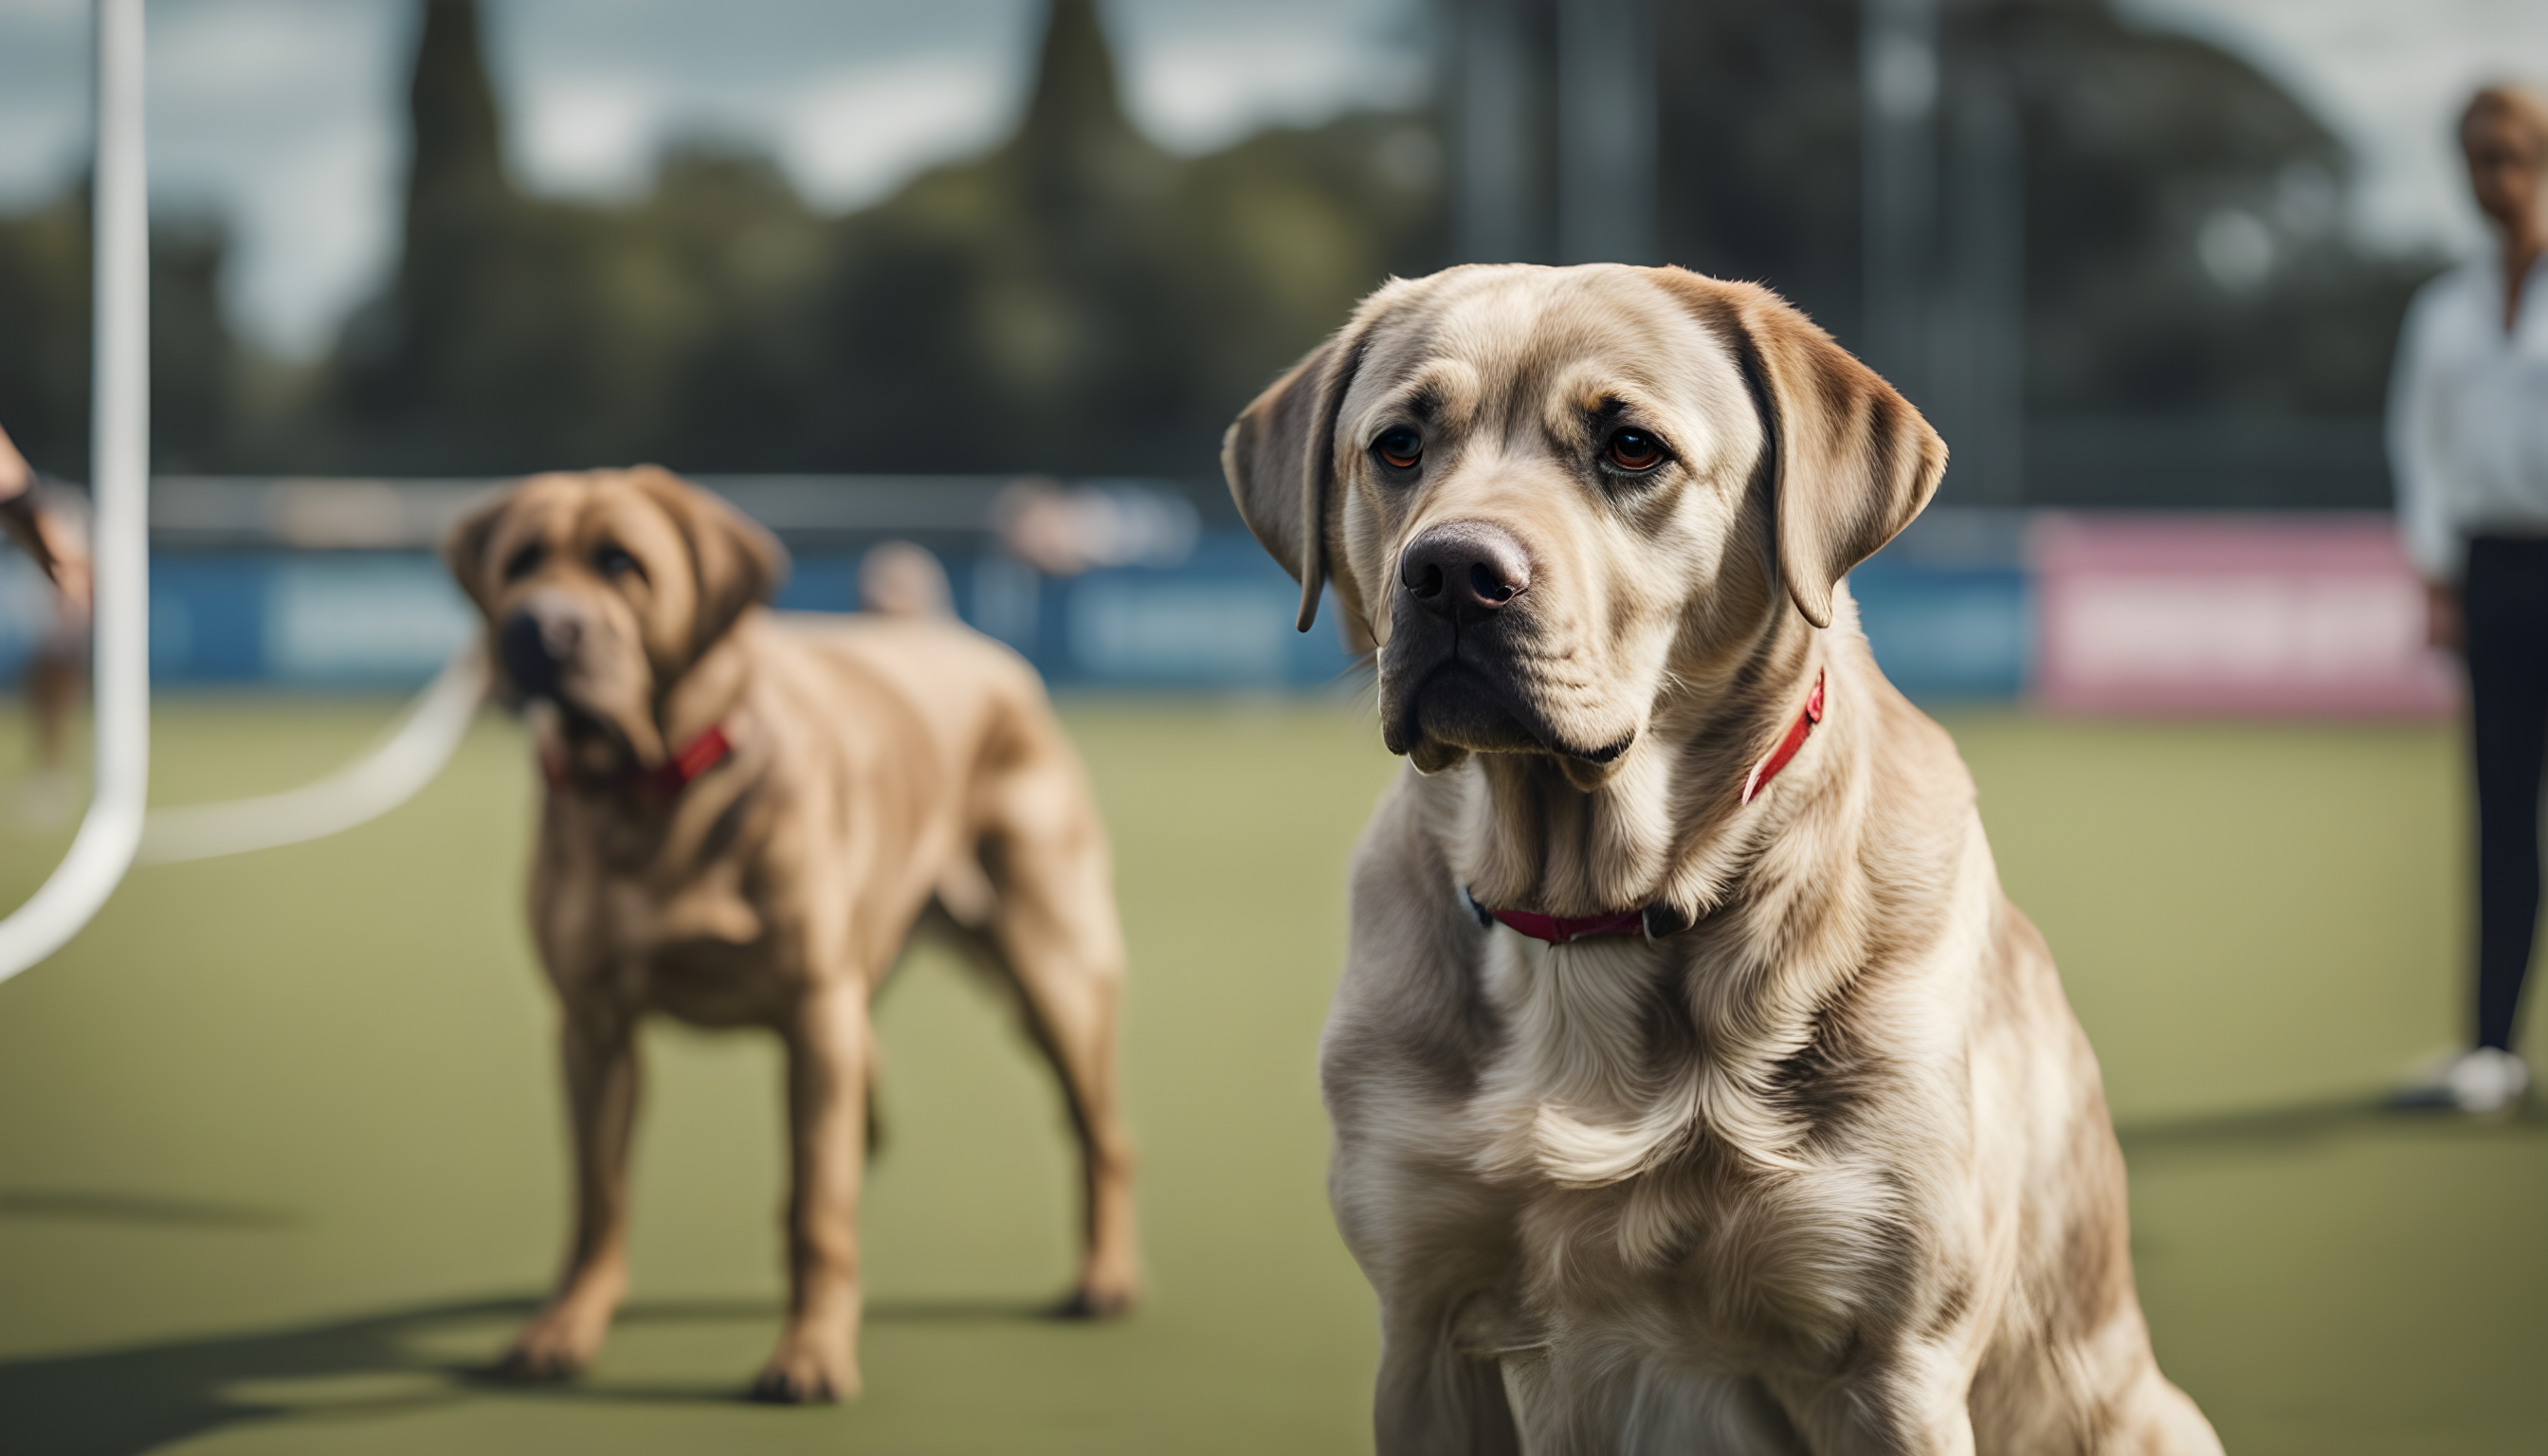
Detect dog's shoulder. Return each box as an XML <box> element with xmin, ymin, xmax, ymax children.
<box><xmin>765</xmin><ymin>609</ymin><xmax>1042</xmax><ymax>712</ymax></box>
<box><xmin>755</xmin><ymin>611</ymin><xmax>1084</xmax><ymax>799</ymax></box>
<box><xmin>767</xmin><ymin>608</ymin><xmax>1021</xmax><ymax>676</ymax></box>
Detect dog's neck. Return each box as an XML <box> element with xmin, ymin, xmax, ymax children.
<box><xmin>651</xmin><ymin>624</ymin><xmax>755</xmax><ymax>762</ymax></box>
<box><xmin>1453</xmin><ymin>594</ymin><xmax>1971</xmax><ymax>1194</ymax></box>
<box><xmin>539</xmin><ymin>620</ymin><xmax>760</xmax><ymax>814</ymax></box>
<box><xmin>1444</xmin><ymin>596</ymin><xmax>1846</xmax><ymax>927</ymax></box>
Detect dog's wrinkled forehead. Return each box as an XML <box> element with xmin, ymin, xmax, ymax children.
<box><xmin>1339</xmin><ymin>267</ymin><xmax>1765</xmax><ymax>480</ymax></box>
<box><xmin>478</xmin><ymin>473</ymin><xmax>688</xmax><ymax>585</ymax></box>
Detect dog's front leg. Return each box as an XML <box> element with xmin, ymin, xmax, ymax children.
<box><xmin>754</xmin><ymin>979</ymin><xmax>867</xmax><ymax>1403</ymax></box>
<box><xmin>1371</xmin><ymin>1301</ymin><xmax>1524</xmax><ymax>1456</ymax></box>
<box><xmin>1767</xmin><ymin>1344</ymin><xmax>1978</xmax><ymax>1456</ymax></box>
<box><xmin>498</xmin><ymin>1003</ymin><xmax>640</xmax><ymax>1381</ymax></box>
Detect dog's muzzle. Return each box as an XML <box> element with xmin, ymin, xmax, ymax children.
<box><xmin>1382</xmin><ymin>522</ymin><xmax>1625</xmax><ymax>764</ymax></box>
<box><xmin>499</xmin><ymin>606</ymin><xmax>580</xmax><ymax>698</ymax></box>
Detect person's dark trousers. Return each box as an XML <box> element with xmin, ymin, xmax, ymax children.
<box><xmin>2463</xmin><ymin>536</ymin><xmax>2548</xmax><ymax>1052</ymax></box>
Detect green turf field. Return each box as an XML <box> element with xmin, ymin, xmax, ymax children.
<box><xmin>0</xmin><ymin>699</ymin><xmax>2539</xmax><ymax>1454</ymax></box>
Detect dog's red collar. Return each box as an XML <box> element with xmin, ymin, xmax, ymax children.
<box><xmin>1487</xmin><ymin>907</ymin><xmax>1647</xmax><ymax>944</ymax></box>
<box><xmin>542</xmin><ymin>723</ymin><xmax>733</xmax><ymax>799</ymax></box>
<box><xmin>1741</xmin><ymin>669</ymin><xmax>1825</xmax><ymax>806</ymax></box>
<box><xmin>1475</xmin><ymin>672</ymin><xmax>1826</xmax><ymax>945</ymax></box>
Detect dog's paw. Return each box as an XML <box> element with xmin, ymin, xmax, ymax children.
<box><xmin>484</xmin><ymin>1339</ymin><xmax>587</xmax><ymax>1384</ymax></box>
<box><xmin>748</xmin><ymin>1331</ymin><xmax>858</xmax><ymax>1405</ymax></box>
<box><xmin>1048</xmin><ymin>1283</ymin><xmax>1137</xmax><ymax>1320</ymax></box>
<box><xmin>485</xmin><ymin>1308</ymin><xmax>607</xmax><ymax>1383</ymax></box>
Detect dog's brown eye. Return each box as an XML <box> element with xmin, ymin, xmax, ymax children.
<box><xmin>594</xmin><ymin>543</ymin><xmax>642</xmax><ymax>579</ymax></box>
<box><xmin>1374</xmin><ymin>428</ymin><xmax>1423</xmax><ymax>472</ymax></box>
<box><xmin>503</xmin><ymin>543</ymin><xmax>545</xmax><ymax>581</ymax></box>
<box><xmin>1605</xmin><ymin>429</ymin><xmax>1664</xmax><ymax>472</ymax></box>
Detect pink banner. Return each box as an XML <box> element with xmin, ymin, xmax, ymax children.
<box><xmin>2033</xmin><ymin>513</ymin><xmax>2458</xmax><ymax>719</ymax></box>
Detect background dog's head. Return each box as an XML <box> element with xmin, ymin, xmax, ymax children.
<box><xmin>1224</xmin><ymin>264</ymin><xmax>1945</xmax><ymax>785</ymax></box>
<box><xmin>446</xmin><ymin>466</ymin><xmax>785</xmax><ymax>774</ymax></box>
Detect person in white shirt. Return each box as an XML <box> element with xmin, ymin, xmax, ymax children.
<box><xmin>2389</xmin><ymin>83</ymin><xmax>2548</xmax><ymax>1113</ymax></box>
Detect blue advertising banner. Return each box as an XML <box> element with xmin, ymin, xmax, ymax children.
<box><xmin>0</xmin><ymin>528</ymin><xmax>2025</xmax><ymax>701</ymax></box>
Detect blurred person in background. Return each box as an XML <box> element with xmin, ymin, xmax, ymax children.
<box><xmin>856</xmin><ymin>540</ymin><xmax>954</xmax><ymax>618</ymax></box>
<box><xmin>2390</xmin><ymin>82</ymin><xmax>2548</xmax><ymax>1113</ymax></box>
<box><xmin>0</xmin><ymin>421</ymin><xmax>90</xmax><ymax>823</ymax></box>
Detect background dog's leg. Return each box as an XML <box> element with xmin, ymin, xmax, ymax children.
<box><xmin>496</xmin><ymin>1004</ymin><xmax>639</xmax><ymax>1381</ymax></box>
<box><xmin>754</xmin><ymin>980</ymin><xmax>867</xmax><ymax>1404</ymax></box>
<box><xmin>978</xmin><ymin>832</ymin><xmax>1139</xmax><ymax>1319</ymax></box>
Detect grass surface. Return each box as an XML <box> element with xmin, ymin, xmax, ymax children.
<box><xmin>0</xmin><ymin>699</ymin><xmax>2539</xmax><ymax>1454</ymax></box>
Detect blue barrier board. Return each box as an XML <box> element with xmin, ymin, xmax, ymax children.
<box><xmin>0</xmin><ymin>535</ymin><xmax>2029</xmax><ymax>701</ymax></box>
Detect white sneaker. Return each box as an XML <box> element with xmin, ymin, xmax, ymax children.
<box><xmin>2389</xmin><ymin>1046</ymin><xmax>2531</xmax><ymax>1113</ymax></box>
<box><xmin>2445</xmin><ymin>1047</ymin><xmax>2529</xmax><ymax>1113</ymax></box>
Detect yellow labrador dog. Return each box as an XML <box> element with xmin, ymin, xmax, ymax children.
<box><xmin>446</xmin><ymin>467</ymin><xmax>1138</xmax><ymax>1402</ymax></box>
<box><xmin>1225</xmin><ymin>265</ymin><xmax>2218</xmax><ymax>1454</ymax></box>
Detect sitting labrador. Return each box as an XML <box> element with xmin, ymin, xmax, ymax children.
<box><xmin>1224</xmin><ymin>264</ymin><xmax>2219</xmax><ymax>1454</ymax></box>
<box><xmin>446</xmin><ymin>467</ymin><xmax>1138</xmax><ymax>1402</ymax></box>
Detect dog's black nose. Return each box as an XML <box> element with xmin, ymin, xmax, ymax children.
<box><xmin>499</xmin><ymin>608</ymin><xmax>576</xmax><ymax>694</ymax></box>
<box><xmin>1400</xmin><ymin>522</ymin><xmax>1531</xmax><ymax>624</ymax></box>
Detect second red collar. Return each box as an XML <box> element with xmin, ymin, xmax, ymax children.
<box><xmin>542</xmin><ymin>721</ymin><xmax>732</xmax><ymax>799</ymax></box>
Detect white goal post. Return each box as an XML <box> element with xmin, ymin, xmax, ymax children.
<box><xmin>0</xmin><ymin>0</ymin><xmax>151</xmax><ymax>986</ymax></box>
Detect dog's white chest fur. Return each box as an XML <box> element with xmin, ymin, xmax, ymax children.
<box><xmin>1470</xmin><ymin>932</ymin><xmax>1702</xmax><ymax>1192</ymax></box>
<box><xmin>1465</xmin><ymin>914</ymin><xmax>1963</xmax><ymax>1333</ymax></box>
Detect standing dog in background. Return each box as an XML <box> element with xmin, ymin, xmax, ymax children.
<box><xmin>447</xmin><ymin>467</ymin><xmax>1138</xmax><ymax>1402</ymax></box>
<box><xmin>1226</xmin><ymin>264</ymin><xmax>2218</xmax><ymax>1453</ymax></box>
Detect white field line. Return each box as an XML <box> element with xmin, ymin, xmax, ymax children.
<box><xmin>137</xmin><ymin>642</ymin><xmax>489</xmax><ymax>865</ymax></box>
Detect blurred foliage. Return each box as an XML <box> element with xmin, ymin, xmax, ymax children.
<box><xmin>0</xmin><ymin>0</ymin><xmax>2447</xmax><ymax>489</ymax></box>
<box><xmin>0</xmin><ymin>192</ymin><xmax>243</xmax><ymax>479</ymax></box>
<box><xmin>1991</xmin><ymin>1</ymin><xmax>2434</xmax><ymax>415</ymax></box>
<box><xmin>1657</xmin><ymin>0</ymin><xmax>2435</xmax><ymax>419</ymax></box>
<box><xmin>318</xmin><ymin>0</ymin><xmax>1444</xmax><ymax>481</ymax></box>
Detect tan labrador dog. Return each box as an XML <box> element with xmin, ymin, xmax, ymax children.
<box><xmin>1225</xmin><ymin>265</ymin><xmax>2218</xmax><ymax>1454</ymax></box>
<box><xmin>446</xmin><ymin>467</ymin><xmax>1138</xmax><ymax>1402</ymax></box>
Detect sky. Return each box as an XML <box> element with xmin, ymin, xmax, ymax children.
<box><xmin>0</xmin><ymin>0</ymin><xmax>2537</xmax><ymax>361</ymax></box>
<box><xmin>0</xmin><ymin>0</ymin><xmax>1428</xmax><ymax>358</ymax></box>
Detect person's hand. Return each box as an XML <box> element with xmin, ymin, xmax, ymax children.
<box><xmin>2427</xmin><ymin>580</ymin><xmax>2463</xmax><ymax>653</ymax></box>
<box><xmin>0</xmin><ymin>422</ymin><xmax>28</xmax><ymax>501</ymax></box>
<box><xmin>0</xmin><ymin>423</ymin><xmax>63</xmax><ymax>586</ymax></box>
<box><xmin>33</xmin><ymin>510</ymin><xmax>88</xmax><ymax>610</ymax></box>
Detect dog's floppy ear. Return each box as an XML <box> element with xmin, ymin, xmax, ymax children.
<box><xmin>1223</xmin><ymin>324</ymin><xmax>1367</xmax><ymax>633</ymax></box>
<box><xmin>1664</xmin><ymin>272</ymin><xmax>1947</xmax><ymax>628</ymax></box>
<box><xmin>443</xmin><ymin>488</ymin><xmax>514</xmax><ymax>615</ymax></box>
<box><xmin>626</xmin><ymin>466</ymin><xmax>790</xmax><ymax>654</ymax></box>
